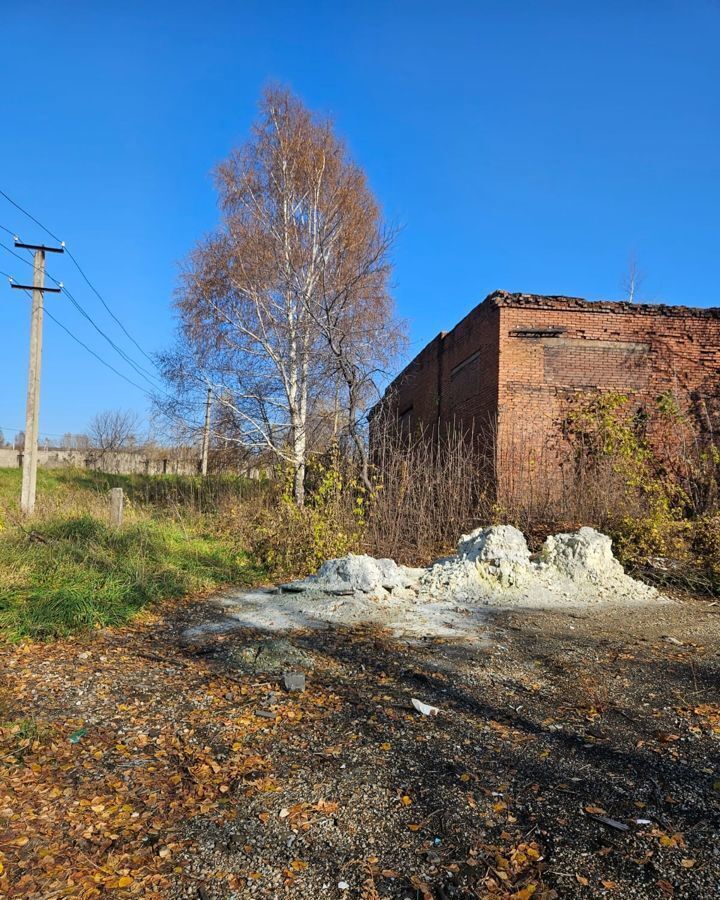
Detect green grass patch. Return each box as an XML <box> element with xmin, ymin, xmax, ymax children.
<box><xmin>0</xmin><ymin>513</ymin><xmax>265</xmax><ymax>641</ymax></box>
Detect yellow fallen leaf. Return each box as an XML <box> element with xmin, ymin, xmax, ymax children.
<box><xmin>290</xmin><ymin>859</ymin><xmax>308</xmax><ymax>871</ymax></box>
<box><xmin>401</xmin><ymin>795</ymin><xmax>412</xmax><ymax>806</ymax></box>
<box><xmin>681</xmin><ymin>858</ymin><xmax>696</xmax><ymax>868</ymax></box>
<box><xmin>380</xmin><ymin>742</ymin><xmax>391</xmax><ymax>751</ymax></box>
<box><xmin>116</xmin><ymin>875</ymin><xmax>133</xmax><ymax>887</ymax></box>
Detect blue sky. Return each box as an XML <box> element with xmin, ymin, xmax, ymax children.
<box><xmin>1</xmin><ymin>1</ymin><xmax>718</xmax><ymax>441</ymax></box>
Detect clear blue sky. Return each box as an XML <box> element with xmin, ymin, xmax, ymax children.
<box><xmin>1</xmin><ymin>1</ymin><xmax>718</xmax><ymax>441</ymax></box>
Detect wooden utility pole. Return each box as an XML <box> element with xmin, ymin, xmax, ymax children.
<box><xmin>200</xmin><ymin>387</ymin><xmax>212</xmax><ymax>476</ymax></box>
<box><xmin>11</xmin><ymin>241</ymin><xmax>64</xmax><ymax>516</ymax></box>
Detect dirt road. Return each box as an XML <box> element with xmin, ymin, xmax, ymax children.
<box><xmin>1</xmin><ymin>592</ymin><xmax>718</xmax><ymax>898</ymax></box>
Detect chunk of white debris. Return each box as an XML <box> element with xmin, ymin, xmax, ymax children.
<box><xmin>411</xmin><ymin>698</ymin><xmax>439</xmax><ymax>716</ymax></box>
<box><xmin>317</xmin><ymin>554</ymin><xmax>417</xmax><ymax>593</ymax></box>
<box><xmin>338</xmin><ymin>881</ymin><xmax>349</xmax><ymax>890</ymax></box>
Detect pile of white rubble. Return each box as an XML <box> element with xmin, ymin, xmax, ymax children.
<box><xmin>211</xmin><ymin>526</ymin><xmax>661</xmax><ymax>640</ymax></box>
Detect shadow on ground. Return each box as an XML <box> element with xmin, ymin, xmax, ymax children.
<box><xmin>163</xmin><ymin>597</ymin><xmax>720</xmax><ymax>899</ymax></box>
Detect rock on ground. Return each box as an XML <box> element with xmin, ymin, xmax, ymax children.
<box><xmin>315</xmin><ymin>554</ymin><xmax>419</xmax><ymax>595</ymax></box>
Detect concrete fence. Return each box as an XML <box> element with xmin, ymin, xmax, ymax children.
<box><xmin>0</xmin><ymin>447</ymin><xmax>200</xmax><ymax>476</ymax></box>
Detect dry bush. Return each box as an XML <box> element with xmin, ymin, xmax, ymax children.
<box><xmin>228</xmin><ymin>455</ymin><xmax>364</xmax><ymax>578</ymax></box>
<box><xmin>363</xmin><ymin>419</ymin><xmax>493</xmax><ymax>564</ymax></box>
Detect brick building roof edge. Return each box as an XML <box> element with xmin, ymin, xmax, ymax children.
<box><xmin>486</xmin><ymin>289</ymin><xmax>720</xmax><ymax>318</ymax></box>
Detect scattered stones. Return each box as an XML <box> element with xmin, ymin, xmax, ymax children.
<box><xmin>282</xmin><ymin>671</ymin><xmax>306</xmax><ymax>692</ymax></box>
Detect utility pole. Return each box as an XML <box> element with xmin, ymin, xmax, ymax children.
<box><xmin>11</xmin><ymin>241</ymin><xmax>64</xmax><ymax>516</ymax></box>
<box><xmin>200</xmin><ymin>387</ymin><xmax>212</xmax><ymax>476</ymax></box>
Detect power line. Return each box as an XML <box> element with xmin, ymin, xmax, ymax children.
<box><xmin>11</xmin><ymin>279</ymin><xmax>155</xmax><ymax>399</ymax></box>
<box><xmin>0</xmin><ymin>223</ymin><xmax>19</xmax><ymax>239</ymax></box>
<box><xmin>12</xmin><ymin>286</ymin><xmax>196</xmax><ymax>434</ymax></box>
<box><xmin>0</xmin><ymin>189</ymin><xmax>63</xmax><ymax>244</ymax></box>
<box><xmin>0</xmin><ymin>195</ymin><xmax>223</xmax><ymax>443</ymax></box>
<box><xmin>2</xmin><ymin>238</ymin><xmax>162</xmax><ymax>390</ymax></box>
<box><xmin>44</xmin><ymin>306</ymin><xmax>156</xmax><ymax>399</ymax></box>
<box><xmin>0</xmin><ymin>240</ymin><xmax>53</xmax><ymax>273</ymax></box>
<box><xmin>61</xmin><ymin>283</ymin><xmax>165</xmax><ymax>389</ymax></box>
<box><xmin>0</xmin><ymin>188</ymin><xmax>156</xmax><ymax>366</ymax></box>
<box><xmin>64</xmin><ymin>247</ymin><xmax>157</xmax><ymax>366</ymax></box>
<box><xmin>0</xmin><ymin>425</ymin><xmax>73</xmax><ymax>438</ymax></box>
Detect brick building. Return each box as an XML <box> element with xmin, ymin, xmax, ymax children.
<box><xmin>375</xmin><ymin>291</ymin><xmax>720</xmax><ymax>499</ymax></box>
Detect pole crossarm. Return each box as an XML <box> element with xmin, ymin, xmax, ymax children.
<box><xmin>11</xmin><ymin>283</ymin><xmax>62</xmax><ymax>293</ymax></box>
<box><xmin>14</xmin><ymin>241</ymin><xmax>65</xmax><ymax>254</ymax></box>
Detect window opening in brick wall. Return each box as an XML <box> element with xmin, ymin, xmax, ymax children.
<box><xmin>509</xmin><ymin>327</ymin><xmax>565</xmax><ymax>338</ymax></box>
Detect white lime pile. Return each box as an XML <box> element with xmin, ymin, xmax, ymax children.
<box><xmin>421</xmin><ymin>525</ymin><xmax>657</xmax><ymax>605</ymax></box>
<box><xmin>199</xmin><ymin>525</ymin><xmax>661</xmax><ymax>641</ymax></box>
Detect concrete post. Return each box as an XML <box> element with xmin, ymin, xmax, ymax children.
<box><xmin>109</xmin><ymin>487</ymin><xmax>124</xmax><ymax>528</ymax></box>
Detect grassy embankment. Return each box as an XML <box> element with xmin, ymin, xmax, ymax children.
<box><xmin>0</xmin><ymin>468</ymin><xmax>266</xmax><ymax>641</ymax></box>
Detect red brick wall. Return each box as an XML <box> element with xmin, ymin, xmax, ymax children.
<box><xmin>496</xmin><ymin>297</ymin><xmax>720</xmax><ymax>500</ymax></box>
<box><xmin>376</xmin><ymin>301</ymin><xmax>500</xmax><ymax>462</ymax></box>
<box><xmin>375</xmin><ymin>292</ymin><xmax>720</xmax><ymax>501</ymax></box>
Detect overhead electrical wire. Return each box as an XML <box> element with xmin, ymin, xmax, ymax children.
<box><xmin>1</xmin><ymin>191</ymin><xmax>223</xmax><ymax>440</ymax></box>
<box><xmin>0</xmin><ymin>188</ymin><xmax>157</xmax><ymax>366</ymax></box>
<box><xmin>0</xmin><ymin>240</ymin><xmax>39</xmax><ymax>269</ymax></box>
<box><xmin>1</xmin><ymin>211</ymin><xmax>171</xmax><ymax>399</ymax></box>
<box><xmin>63</xmin><ymin>246</ymin><xmax>157</xmax><ymax>366</ymax></box>
<box><xmin>2</xmin><ymin>239</ymin><xmax>162</xmax><ymax>389</ymax></box>
<box><xmin>0</xmin><ymin>189</ymin><xmax>63</xmax><ymax>244</ymax></box>
<box><xmin>0</xmin><ymin>425</ymin><xmax>72</xmax><ymax>439</ymax></box>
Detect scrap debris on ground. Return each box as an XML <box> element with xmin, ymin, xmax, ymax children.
<box><xmin>1</xmin><ymin>581</ymin><xmax>719</xmax><ymax>898</ymax></box>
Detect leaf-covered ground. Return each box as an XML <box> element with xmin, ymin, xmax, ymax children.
<box><xmin>1</xmin><ymin>593</ymin><xmax>719</xmax><ymax>898</ymax></box>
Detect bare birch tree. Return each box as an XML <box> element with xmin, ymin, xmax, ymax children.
<box><xmin>622</xmin><ymin>251</ymin><xmax>643</xmax><ymax>303</ymax></box>
<box><xmin>88</xmin><ymin>410</ymin><xmax>140</xmax><ymax>461</ymax></box>
<box><xmin>162</xmin><ymin>87</ymin><xmax>404</xmax><ymax>504</ymax></box>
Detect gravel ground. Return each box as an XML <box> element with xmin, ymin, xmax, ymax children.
<box><xmin>1</xmin><ymin>591</ymin><xmax>718</xmax><ymax>899</ymax></box>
